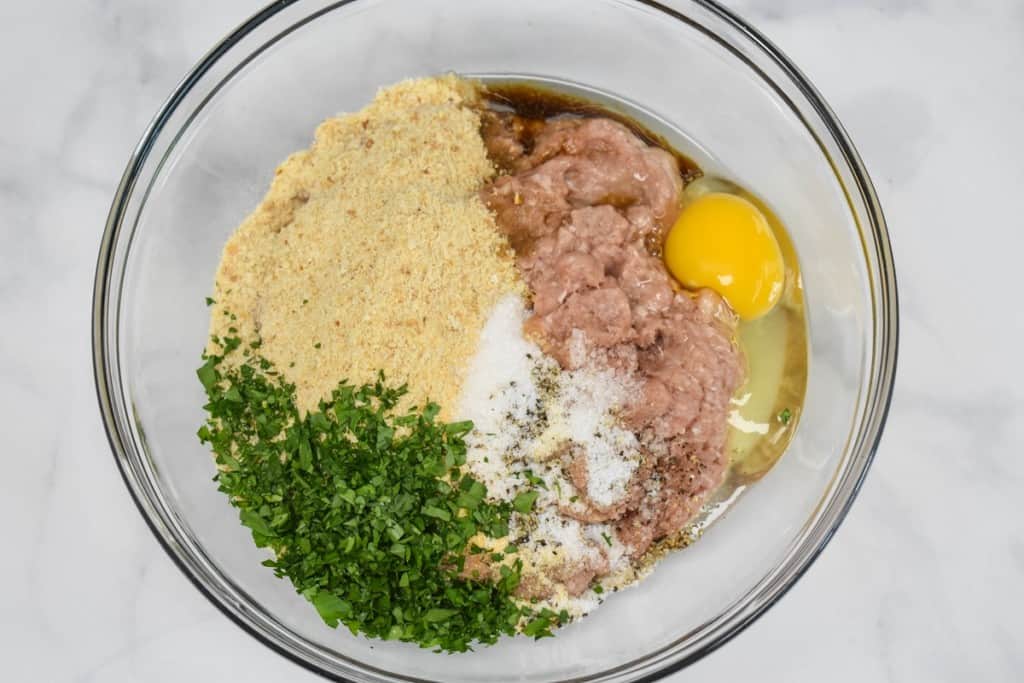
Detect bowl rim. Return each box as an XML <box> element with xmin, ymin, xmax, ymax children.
<box><xmin>92</xmin><ymin>0</ymin><xmax>899</xmax><ymax>680</ymax></box>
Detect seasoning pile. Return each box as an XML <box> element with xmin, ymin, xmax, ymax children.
<box><xmin>458</xmin><ymin>294</ymin><xmax>648</xmax><ymax>617</ymax></box>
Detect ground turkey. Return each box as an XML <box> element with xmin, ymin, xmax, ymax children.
<box><xmin>482</xmin><ymin>112</ymin><xmax>744</xmax><ymax>561</ymax></box>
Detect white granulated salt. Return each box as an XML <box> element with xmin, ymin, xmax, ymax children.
<box><xmin>455</xmin><ymin>295</ymin><xmax>646</xmax><ymax>619</ymax></box>
<box><xmin>531</xmin><ymin>510</ymin><xmax>599</xmax><ymax>559</ymax></box>
<box><xmin>456</xmin><ymin>294</ymin><xmax>545</xmax><ymax>502</ymax></box>
<box><xmin>554</xmin><ymin>368</ymin><xmax>640</xmax><ymax>508</ymax></box>
<box><xmin>458</xmin><ymin>295</ymin><xmax>640</xmax><ymax>507</ymax></box>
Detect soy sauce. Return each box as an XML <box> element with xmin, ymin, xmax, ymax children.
<box><xmin>482</xmin><ymin>82</ymin><xmax>702</xmax><ymax>186</ymax></box>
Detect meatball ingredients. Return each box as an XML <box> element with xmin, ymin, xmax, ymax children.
<box><xmin>198</xmin><ymin>75</ymin><xmax>809</xmax><ymax>651</ymax></box>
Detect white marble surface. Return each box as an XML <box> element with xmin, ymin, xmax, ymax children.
<box><xmin>2</xmin><ymin>0</ymin><xmax>1022</xmax><ymax>680</ymax></box>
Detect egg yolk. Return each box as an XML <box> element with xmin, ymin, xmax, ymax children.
<box><xmin>663</xmin><ymin>193</ymin><xmax>784</xmax><ymax>320</ymax></box>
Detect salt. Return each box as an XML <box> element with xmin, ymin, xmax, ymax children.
<box><xmin>456</xmin><ymin>294</ymin><xmax>544</xmax><ymax>501</ymax></box>
<box><xmin>554</xmin><ymin>368</ymin><xmax>640</xmax><ymax>508</ymax></box>
<box><xmin>455</xmin><ymin>295</ymin><xmax>647</xmax><ymax>619</ymax></box>
<box><xmin>458</xmin><ymin>295</ymin><xmax>640</xmax><ymax>508</ymax></box>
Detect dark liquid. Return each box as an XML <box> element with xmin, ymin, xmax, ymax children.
<box><xmin>482</xmin><ymin>82</ymin><xmax>703</xmax><ymax>185</ymax></box>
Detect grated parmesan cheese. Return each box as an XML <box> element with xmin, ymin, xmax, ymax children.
<box><xmin>208</xmin><ymin>76</ymin><xmax>521</xmax><ymax>415</ymax></box>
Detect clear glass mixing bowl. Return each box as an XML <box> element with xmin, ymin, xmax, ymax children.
<box><xmin>93</xmin><ymin>1</ymin><xmax>898</xmax><ymax>680</ymax></box>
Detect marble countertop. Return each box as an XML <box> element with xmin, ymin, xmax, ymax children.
<box><xmin>2</xmin><ymin>0</ymin><xmax>1022</xmax><ymax>680</ymax></box>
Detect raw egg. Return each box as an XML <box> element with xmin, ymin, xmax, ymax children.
<box><xmin>663</xmin><ymin>192</ymin><xmax>785</xmax><ymax>320</ymax></box>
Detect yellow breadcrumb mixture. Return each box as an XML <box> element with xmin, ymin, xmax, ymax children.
<box><xmin>208</xmin><ymin>75</ymin><xmax>521</xmax><ymax>415</ymax></box>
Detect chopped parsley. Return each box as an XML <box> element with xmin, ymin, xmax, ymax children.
<box><xmin>512</xmin><ymin>490</ymin><xmax>540</xmax><ymax>514</ymax></box>
<box><xmin>521</xmin><ymin>607</ymin><xmax>560</xmax><ymax>638</ymax></box>
<box><xmin>196</xmin><ymin>338</ymin><xmax>554</xmax><ymax>651</ymax></box>
<box><xmin>777</xmin><ymin>408</ymin><xmax>792</xmax><ymax>425</ymax></box>
<box><xmin>520</xmin><ymin>469</ymin><xmax>547</xmax><ymax>489</ymax></box>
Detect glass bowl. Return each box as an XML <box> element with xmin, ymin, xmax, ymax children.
<box><xmin>92</xmin><ymin>0</ymin><xmax>898</xmax><ymax>681</ymax></box>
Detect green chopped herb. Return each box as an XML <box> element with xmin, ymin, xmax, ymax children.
<box><xmin>522</xmin><ymin>617</ymin><xmax>550</xmax><ymax>637</ymax></box>
<box><xmin>777</xmin><ymin>408</ymin><xmax>792</xmax><ymax>425</ymax></box>
<box><xmin>512</xmin><ymin>490</ymin><xmax>540</xmax><ymax>514</ymax></box>
<box><xmin>423</xmin><ymin>608</ymin><xmax>459</xmax><ymax>623</ymax></box>
<box><xmin>313</xmin><ymin>342</ymin><xmax>322</xmax><ymax>349</ymax></box>
<box><xmin>601</xmin><ymin>531</ymin><xmax>613</xmax><ymax>547</ymax></box>
<box><xmin>205</xmin><ymin>296</ymin><xmax>215</xmax><ymax>306</ymax></box>
<box><xmin>521</xmin><ymin>469</ymin><xmax>547</xmax><ymax>489</ymax></box>
<box><xmin>593</xmin><ymin>584</ymin><xmax>604</xmax><ymax>594</ymax></box>
<box><xmin>422</xmin><ymin>505</ymin><xmax>451</xmax><ymax>521</ymax></box>
<box><xmin>312</xmin><ymin>591</ymin><xmax>352</xmax><ymax>627</ymax></box>
<box><xmin>196</xmin><ymin>357</ymin><xmax>218</xmax><ymax>391</ymax></box>
<box><xmin>196</xmin><ymin>338</ymin><xmax>552</xmax><ymax>652</ymax></box>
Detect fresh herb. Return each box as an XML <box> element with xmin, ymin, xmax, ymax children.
<box><xmin>600</xmin><ymin>532</ymin><xmax>613</xmax><ymax>547</ymax></box>
<box><xmin>777</xmin><ymin>408</ymin><xmax>792</xmax><ymax>425</ymax></box>
<box><xmin>593</xmin><ymin>584</ymin><xmax>604</xmax><ymax>594</ymax></box>
<box><xmin>521</xmin><ymin>607</ymin><xmax>558</xmax><ymax>639</ymax></box>
<box><xmin>512</xmin><ymin>490</ymin><xmax>540</xmax><ymax>514</ymax></box>
<box><xmin>205</xmin><ymin>296</ymin><xmax>216</xmax><ymax>306</ymax></box>
<box><xmin>521</xmin><ymin>469</ymin><xmax>547</xmax><ymax>489</ymax></box>
<box><xmin>197</xmin><ymin>341</ymin><xmax>551</xmax><ymax>652</ymax></box>
<box><xmin>196</xmin><ymin>357</ymin><xmax>218</xmax><ymax>391</ymax></box>
<box><xmin>313</xmin><ymin>342</ymin><xmax>322</xmax><ymax>349</ymax></box>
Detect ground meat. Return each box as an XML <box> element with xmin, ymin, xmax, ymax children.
<box><xmin>560</xmin><ymin>451</ymin><xmax>631</xmax><ymax>523</ymax></box>
<box><xmin>481</xmin><ymin>112</ymin><xmax>745</xmax><ymax>559</ymax></box>
<box><xmin>556</xmin><ymin>551</ymin><xmax>609</xmax><ymax>596</ymax></box>
<box><xmin>526</xmin><ymin>287</ymin><xmax>634</xmax><ymax>368</ymax></box>
<box><xmin>529</xmin><ymin>251</ymin><xmax>604</xmax><ymax>317</ymax></box>
<box><xmin>513</xmin><ymin>544</ymin><xmax>609</xmax><ymax>601</ymax></box>
<box><xmin>482</xmin><ymin>116</ymin><xmax>683</xmax><ymax>251</ymax></box>
<box><xmin>560</xmin><ymin>447</ymin><xmax>654</xmax><ymax>526</ymax></box>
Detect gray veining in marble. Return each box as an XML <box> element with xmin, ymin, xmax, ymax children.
<box><xmin>1</xmin><ymin>0</ymin><xmax>1022</xmax><ymax>681</ymax></box>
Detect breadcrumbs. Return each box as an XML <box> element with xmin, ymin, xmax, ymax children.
<box><xmin>208</xmin><ymin>75</ymin><xmax>521</xmax><ymax>415</ymax></box>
